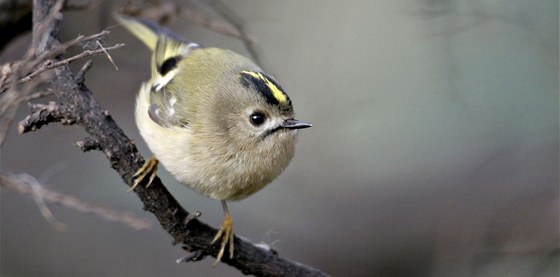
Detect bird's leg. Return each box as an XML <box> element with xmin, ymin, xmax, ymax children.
<box><xmin>130</xmin><ymin>156</ymin><xmax>159</xmax><ymax>191</ymax></box>
<box><xmin>212</xmin><ymin>200</ymin><xmax>234</xmax><ymax>265</ymax></box>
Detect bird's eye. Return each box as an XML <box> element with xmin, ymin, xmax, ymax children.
<box><xmin>249</xmin><ymin>112</ymin><xmax>266</xmax><ymax>126</ymax></box>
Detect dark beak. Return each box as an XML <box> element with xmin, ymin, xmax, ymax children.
<box><xmin>281</xmin><ymin>119</ymin><xmax>312</xmax><ymax>130</ymax></box>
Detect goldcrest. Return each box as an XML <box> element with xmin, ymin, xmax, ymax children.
<box><xmin>116</xmin><ymin>15</ymin><xmax>311</xmax><ymax>264</ymax></box>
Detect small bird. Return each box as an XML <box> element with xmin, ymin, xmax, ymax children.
<box><xmin>116</xmin><ymin>15</ymin><xmax>311</xmax><ymax>264</ymax></box>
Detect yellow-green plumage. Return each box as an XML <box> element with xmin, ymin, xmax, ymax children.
<box><xmin>117</xmin><ymin>15</ymin><xmax>308</xmax><ymax>201</ymax></box>
<box><xmin>117</xmin><ymin>14</ymin><xmax>310</xmax><ymax>264</ymax></box>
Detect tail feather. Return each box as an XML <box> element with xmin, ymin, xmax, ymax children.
<box><xmin>115</xmin><ymin>14</ymin><xmax>199</xmax><ymax>86</ymax></box>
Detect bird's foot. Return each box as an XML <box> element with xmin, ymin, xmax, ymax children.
<box><xmin>130</xmin><ymin>156</ymin><xmax>159</xmax><ymax>191</ymax></box>
<box><xmin>211</xmin><ymin>212</ymin><xmax>234</xmax><ymax>266</ymax></box>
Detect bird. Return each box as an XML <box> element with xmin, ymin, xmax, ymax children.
<box><xmin>116</xmin><ymin>15</ymin><xmax>311</xmax><ymax>264</ymax></box>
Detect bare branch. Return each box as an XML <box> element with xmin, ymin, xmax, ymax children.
<box><xmin>20</xmin><ymin>43</ymin><xmax>124</xmax><ymax>85</ymax></box>
<box><xmin>96</xmin><ymin>40</ymin><xmax>119</xmax><ymax>70</ymax></box>
<box><xmin>0</xmin><ymin>20</ymin><xmax>120</xmax><ymax>145</ymax></box>
<box><xmin>19</xmin><ymin>90</ymin><xmax>54</xmax><ymax>102</ymax></box>
<box><xmin>119</xmin><ymin>0</ymin><xmax>261</xmax><ymax>65</ymax></box>
<box><xmin>0</xmin><ymin>174</ymin><xmax>152</xmax><ymax>231</ymax></box>
<box><xmin>0</xmin><ymin>5</ymin><xmax>116</xmax><ymax>144</ymax></box>
<box><xmin>209</xmin><ymin>0</ymin><xmax>261</xmax><ymax>66</ymax></box>
<box><xmin>26</xmin><ymin>173</ymin><xmax>69</xmax><ymax>231</ymax></box>
<box><xmin>75</xmin><ymin>59</ymin><xmax>94</xmax><ymax>85</ymax></box>
<box><xmin>17</xmin><ymin>101</ymin><xmax>70</xmax><ymax>134</ymax></box>
<box><xmin>0</xmin><ymin>29</ymin><xmax>120</xmax><ymax>94</ymax></box>
<box><xmin>2</xmin><ymin>41</ymin><xmax>124</xmax><ymax>94</ymax></box>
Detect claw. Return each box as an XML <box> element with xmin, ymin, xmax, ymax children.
<box><xmin>212</xmin><ymin>201</ymin><xmax>235</xmax><ymax>265</ymax></box>
<box><xmin>130</xmin><ymin>156</ymin><xmax>159</xmax><ymax>191</ymax></box>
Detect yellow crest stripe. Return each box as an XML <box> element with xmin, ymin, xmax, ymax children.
<box><xmin>241</xmin><ymin>71</ymin><xmax>288</xmax><ymax>104</ymax></box>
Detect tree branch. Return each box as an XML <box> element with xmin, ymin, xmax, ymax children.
<box><xmin>13</xmin><ymin>1</ymin><xmax>329</xmax><ymax>276</ymax></box>
<box><xmin>0</xmin><ymin>173</ymin><xmax>152</xmax><ymax>231</ymax></box>
<box><xmin>15</xmin><ymin>42</ymin><xmax>124</xmax><ymax>87</ymax></box>
<box><xmin>17</xmin><ymin>101</ymin><xmax>71</xmax><ymax>133</ymax></box>
<box><xmin>0</xmin><ymin>30</ymin><xmax>124</xmax><ymax>94</ymax></box>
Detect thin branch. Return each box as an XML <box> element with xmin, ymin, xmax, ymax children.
<box><xmin>0</xmin><ymin>26</ymin><xmax>119</xmax><ymax>145</ymax></box>
<box><xmin>119</xmin><ymin>0</ymin><xmax>261</xmax><ymax>65</ymax></box>
<box><xmin>18</xmin><ymin>101</ymin><xmax>70</xmax><ymax>134</ymax></box>
<box><xmin>7</xmin><ymin>42</ymin><xmax>124</xmax><ymax>92</ymax></box>
<box><xmin>19</xmin><ymin>90</ymin><xmax>54</xmax><ymax>102</ymax></box>
<box><xmin>96</xmin><ymin>40</ymin><xmax>119</xmax><ymax>70</ymax></box>
<box><xmin>75</xmin><ymin>59</ymin><xmax>94</xmax><ymax>85</ymax></box>
<box><xmin>0</xmin><ymin>29</ymin><xmax>119</xmax><ymax>94</ymax></box>
<box><xmin>31</xmin><ymin>0</ymin><xmax>65</xmax><ymax>54</ymax></box>
<box><xmin>26</xmin><ymin>172</ymin><xmax>69</xmax><ymax>231</ymax></box>
<box><xmin>0</xmin><ymin>174</ymin><xmax>152</xmax><ymax>231</ymax></box>
<box><xmin>209</xmin><ymin>0</ymin><xmax>261</xmax><ymax>66</ymax></box>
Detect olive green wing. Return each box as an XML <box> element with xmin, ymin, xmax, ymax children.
<box><xmin>116</xmin><ymin>14</ymin><xmax>198</xmax><ymax>128</ymax></box>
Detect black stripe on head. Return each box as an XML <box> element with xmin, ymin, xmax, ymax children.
<box><xmin>239</xmin><ymin>71</ymin><xmax>291</xmax><ymax>107</ymax></box>
<box><xmin>159</xmin><ymin>56</ymin><xmax>180</xmax><ymax>75</ymax></box>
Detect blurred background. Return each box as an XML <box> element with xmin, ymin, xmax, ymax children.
<box><xmin>1</xmin><ymin>0</ymin><xmax>558</xmax><ymax>276</ymax></box>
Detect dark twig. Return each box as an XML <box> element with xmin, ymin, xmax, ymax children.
<box><xmin>0</xmin><ymin>11</ymin><xmax>119</xmax><ymax>145</ymax></box>
<box><xmin>0</xmin><ymin>29</ymin><xmax>120</xmax><ymax>94</ymax></box>
<box><xmin>75</xmin><ymin>59</ymin><xmax>94</xmax><ymax>85</ymax></box>
<box><xmin>18</xmin><ymin>101</ymin><xmax>70</xmax><ymax>134</ymax></box>
<box><xmin>12</xmin><ymin>43</ymin><xmax>124</xmax><ymax>89</ymax></box>
<box><xmin>184</xmin><ymin>210</ymin><xmax>202</xmax><ymax>224</ymax></box>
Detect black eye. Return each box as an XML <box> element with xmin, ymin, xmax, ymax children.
<box><xmin>249</xmin><ymin>112</ymin><xmax>266</xmax><ymax>126</ymax></box>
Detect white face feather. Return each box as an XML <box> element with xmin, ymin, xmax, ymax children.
<box><xmin>154</xmin><ymin>69</ymin><xmax>177</xmax><ymax>91</ymax></box>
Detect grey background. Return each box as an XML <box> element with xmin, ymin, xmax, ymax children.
<box><xmin>1</xmin><ymin>1</ymin><xmax>558</xmax><ymax>276</ymax></box>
